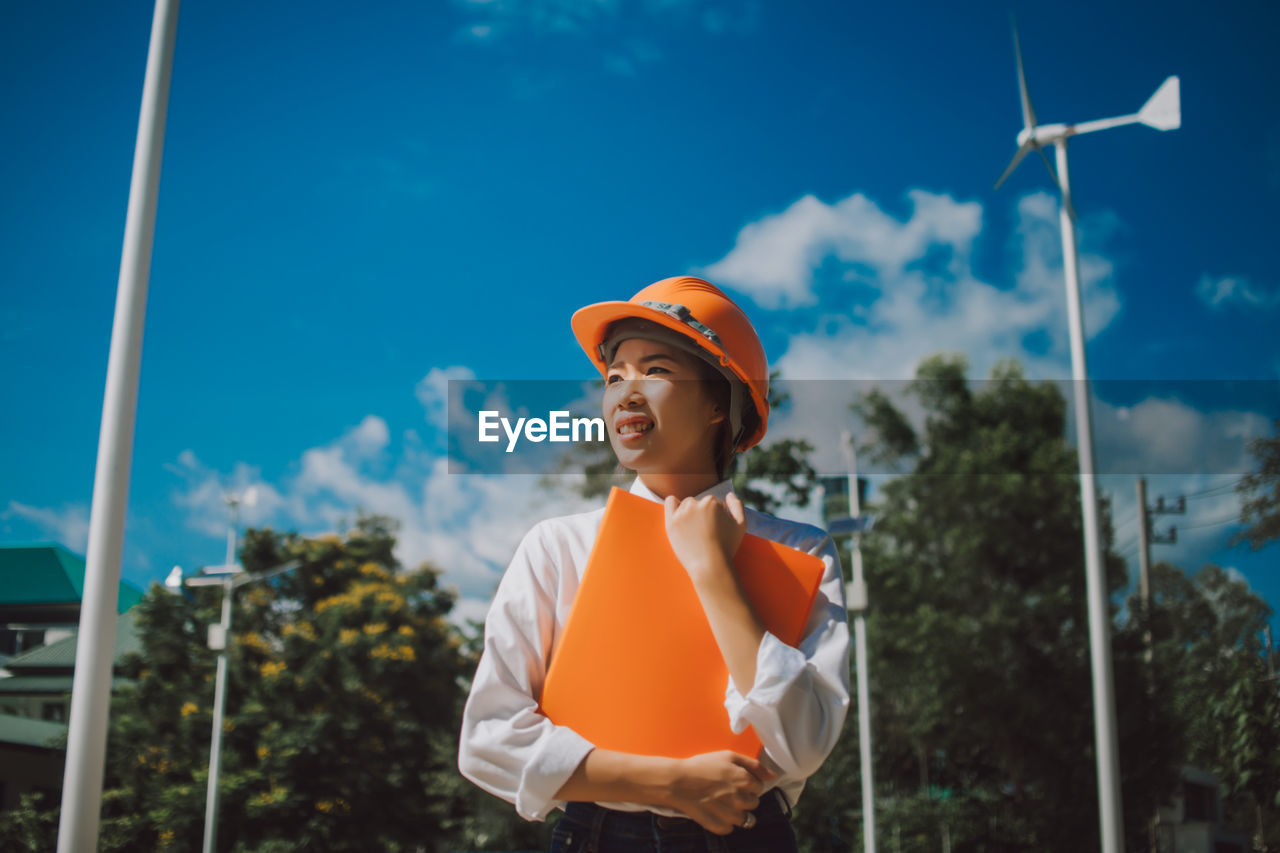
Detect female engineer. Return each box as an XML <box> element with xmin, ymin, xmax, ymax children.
<box><xmin>458</xmin><ymin>276</ymin><xmax>850</xmax><ymax>852</ymax></box>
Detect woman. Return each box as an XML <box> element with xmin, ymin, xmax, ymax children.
<box><xmin>458</xmin><ymin>276</ymin><xmax>850</xmax><ymax>852</ymax></box>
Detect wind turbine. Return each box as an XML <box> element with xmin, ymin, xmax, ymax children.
<box><xmin>993</xmin><ymin>24</ymin><xmax>1180</xmax><ymax>853</ymax></box>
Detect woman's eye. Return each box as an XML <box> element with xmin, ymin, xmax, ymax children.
<box><xmin>605</xmin><ymin>374</ymin><xmax>622</xmax><ymax>384</ymax></box>
<box><xmin>645</xmin><ymin>366</ymin><xmax>669</xmax><ymax>375</ymax></box>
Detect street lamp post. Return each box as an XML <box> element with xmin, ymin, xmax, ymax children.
<box><xmin>825</xmin><ymin>431</ymin><xmax>878</xmax><ymax>853</ymax></box>
<box><xmin>169</xmin><ymin>552</ymin><xmax>297</xmax><ymax>853</ymax></box>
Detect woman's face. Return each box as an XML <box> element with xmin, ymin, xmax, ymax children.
<box><xmin>602</xmin><ymin>338</ymin><xmax>725</xmax><ymax>477</ymax></box>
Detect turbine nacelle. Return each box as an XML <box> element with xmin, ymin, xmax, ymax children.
<box><xmin>1026</xmin><ymin>122</ymin><xmax>1070</xmax><ymax>146</ymax></box>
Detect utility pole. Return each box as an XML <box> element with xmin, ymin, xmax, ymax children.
<box><xmin>1136</xmin><ymin>478</ymin><xmax>1184</xmax><ymax>664</ymax></box>
<box><xmin>1137</xmin><ymin>478</ymin><xmax>1153</xmax><ymax>664</ymax></box>
<box><xmin>1137</xmin><ymin>478</ymin><xmax>1185</xmax><ymax>853</ymax></box>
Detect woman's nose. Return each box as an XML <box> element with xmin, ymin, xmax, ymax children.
<box><xmin>612</xmin><ymin>377</ymin><xmax>644</xmax><ymax>407</ymax></box>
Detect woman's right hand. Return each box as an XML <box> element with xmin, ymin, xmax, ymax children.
<box><xmin>664</xmin><ymin>750</ymin><xmax>775</xmax><ymax>835</ymax></box>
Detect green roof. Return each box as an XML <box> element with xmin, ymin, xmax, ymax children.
<box><xmin>0</xmin><ymin>543</ymin><xmax>144</xmax><ymax>612</ymax></box>
<box><xmin>0</xmin><ymin>675</ymin><xmax>133</xmax><ymax>695</ymax></box>
<box><xmin>4</xmin><ymin>608</ymin><xmax>142</xmax><ymax>672</ymax></box>
<box><xmin>0</xmin><ymin>712</ymin><xmax>67</xmax><ymax>749</ymax></box>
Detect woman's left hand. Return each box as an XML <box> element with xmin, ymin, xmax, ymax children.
<box><xmin>663</xmin><ymin>493</ymin><xmax>747</xmax><ymax>582</ymax></box>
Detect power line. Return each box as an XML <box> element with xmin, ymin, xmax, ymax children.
<box><xmin>1178</xmin><ymin>514</ymin><xmax>1242</xmax><ymax>532</ymax></box>
<box><xmin>1112</xmin><ymin>510</ymin><xmax>1139</xmax><ymax>533</ymax></box>
<box><xmin>1116</xmin><ymin>539</ymin><xmax>1142</xmax><ymax>560</ymax></box>
<box><xmin>1180</xmin><ymin>477</ymin><xmax>1246</xmax><ymax>500</ymax></box>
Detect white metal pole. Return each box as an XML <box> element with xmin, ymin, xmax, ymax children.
<box><xmin>56</xmin><ymin>1</ymin><xmax>180</xmax><ymax>849</ymax></box>
<box><xmin>1056</xmin><ymin>138</ymin><xmax>1125</xmax><ymax>853</ymax></box>
<box><xmin>842</xmin><ymin>431</ymin><xmax>876</xmax><ymax>853</ymax></box>
<box><xmin>203</xmin><ymin>577</ymin><xmax>233</xmax><ymax>853</ymax></box>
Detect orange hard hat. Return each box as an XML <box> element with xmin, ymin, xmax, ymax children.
<box><xmin>571</xmin><ymin>276</ymin><xmax>770</xmax><ymax>451</ymax></box>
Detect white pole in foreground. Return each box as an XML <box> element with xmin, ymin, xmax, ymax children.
<box><xmin>56</xmin><ymin>1</ymin><xmax>180</xmax><ymax>850</ymax></box>
<box><xmin>842</xmin><ymin>431</ymin><xmax>876</xmax><ymax>853</ymax></box>
<box><xmin>1055</xmin><ymin>138</ymin><xmax>1125</xmax><ymax>853</ymax></box>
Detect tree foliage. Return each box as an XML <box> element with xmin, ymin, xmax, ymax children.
<box><xmin>1237</xmin><ymin>419</ymin><xmax>1280</xmax><ymax>550</ymax></box>
<box><xmin>0</xmin><ymin>515</ymin><xmax>540</xmax><ymax>852</ymax></box>
<box><xmin>1136</xmin><ymin>561</ymin><xmax>1280</xmax><ymax>849</ymax></box>
<box><xmin>6</xmin><ymin>357</ymin><xmax>1277</xmax><ymax>851</ymax></box>
<box><xmin>793</xmin><ymin>355</ymin><xmax>1181</xmax><ymax>852</ymax></box>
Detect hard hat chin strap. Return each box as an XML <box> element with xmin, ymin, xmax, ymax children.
<box><xmin>727</xmin><ymin>378</ymin><xmax>747</xmax><ymax>452</ymax></box>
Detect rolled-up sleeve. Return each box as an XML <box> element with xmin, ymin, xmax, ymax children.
<box><xmin>458</xmin><ymin>523</ymin><xmax>595</xmax><ymax>821</ymax></box>
<box><xmin>723</xmin><ymin>532</ymin><xmax>850</xmax><ymax>779</ymax></box>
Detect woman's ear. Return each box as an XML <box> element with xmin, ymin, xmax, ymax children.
<box><xmin>707</xmin><ymin>403</ymin><xmax>727</xmax><ymax>426</ymax></box>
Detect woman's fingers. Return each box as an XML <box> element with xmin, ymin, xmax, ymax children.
<box><xmin>725</xmin><ymin>491</ymin><xmax>746</xmax><ymax>525</ymax></box>
<box><xmin>669</xmin><ymin>751</ymin><xmax>772</xmax><ymax>835</ymax></box>
<box><xmin>689</xmin><ymin>802</ymin><xmax>748</xmax><ymax>836</ymax></box>
<box><xmin>731</xmin><ymin>752</ymin><xmax>776</xmax><ymax>784</ymax></box>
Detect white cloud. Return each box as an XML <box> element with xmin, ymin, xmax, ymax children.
<box><xmin>450</xmin><ymin>595</ymin><xmax>494</xmax><ymax>631</ymax></box>
<box><xmin>166</xmin><ymin>449</ymin><xmax>287</xmax><ymax>538</ymax></box>
<box><xmin>345</xmin><ymin>415</ymin><xmax>391</xmax><ymax>458</ymax></box>
<box><xmin>1090</xmin><ymin>396</ymin><xmax>1267</xmax><ymax>483</ymax></box>
<box><xmin>416</xmin><ymin>365</ymin><xmax>476</xmax><ymax>433</ymax></box>
<box><xmin>169</xmin><ymin>397</ymin><xmax>598</xmax><ymax>607</ymax></box>
<box><xmin>451</xmin><ymin>0</ymin><xmax>754</xmax><ymax>53</ymax></box>
<box><xmin>3</xmin><ymin>501</ymin><xmax>90</xmax><ymax>550</ymax></box>
<box><xmin>1196</xmin><ymin>274</ymin><xmax>1279</xmax><ymax>311</ymax></box>
<box><xmin>703</xmin><ymin>190</ymin><xmax>982</xmax><ymax>309</ymax></box>
<box><xmin>703</xmin><ymin>189</ymin><xmax>1121</xmax><ymax>382</ymax></box>
<box><xmin>452</xmin><ymin>0</ymin><xmax>622</xmax><ymax>40</ymax></box>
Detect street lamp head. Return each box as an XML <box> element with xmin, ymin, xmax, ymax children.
<box><xmin>164</xmin><ymin>566</ymin><xmax>184</xmax><ymax>591</ymax></box>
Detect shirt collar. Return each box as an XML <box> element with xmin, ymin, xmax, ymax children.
<box><xmin>628</xmin><ymin>477</ymin><xmax>736</xmax><ymax>504</ymax></box>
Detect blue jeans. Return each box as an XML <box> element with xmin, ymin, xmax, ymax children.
<box><xmin>548</xmin><ymin>789</ymin><xmax>797</xmax><ymax>853</ymax></box>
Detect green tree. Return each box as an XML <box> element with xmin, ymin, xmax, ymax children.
<box><xmin>0</xmin><ymin>515</ymin><xmax>511</xmax><ymax>852</ymax></box>
<box><xmin>1236</xmin><ymin>419</ymin><xmax>1280</xmax><ymax>550</ymax></box>
<box><xmin>1215</xmin><ymin>648</ymin><xmax>1280</xmax><ymax>851</ymax></box>
<box><xmin>1137</xmin><ymin>561</ymin><xmax>1280</xmax><ymax>849</ymax></box>
<box><xmin>793</xmin><ymin>355</ymin><xmax>1180</xmax><ymax>852</ymax></box>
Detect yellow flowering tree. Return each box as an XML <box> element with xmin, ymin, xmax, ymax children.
<box><xmin>207</xmin><ymin>514</ymin><xmax>469</xmax><ymax>851</ymax></box>
<box><xmin>3</xmin><ymin>515</ymin><xmax>478</xmax><ymax>852</ymax></box>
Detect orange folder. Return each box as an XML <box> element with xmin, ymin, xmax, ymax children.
<box><xmin>539</xmin><ymin>487</ymin><xmax>827</xmax><ymax>759</ymax></box>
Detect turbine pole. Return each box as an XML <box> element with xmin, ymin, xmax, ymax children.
<box><xmin>1055</xmin><ymin>138</ymin><xmax>1125</xmax><ymax>853</ymax></box>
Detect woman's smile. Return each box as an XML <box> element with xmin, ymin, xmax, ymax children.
<box><xmin>614</xmin><ymin>413</ymin><xmax>655</xmax><ymax>440</ymax></box>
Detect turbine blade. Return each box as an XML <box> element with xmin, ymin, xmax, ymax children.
<box><xmin>1036</xmin><ymin>144</ymin><xmax>1058</xmax><ymax>186</ymax></box>
<box><xmin>1139</xmin><ymin>75</ymin><xmax>1181</xmax><ymax>130</ymax></box>
<box><xmin>1061</xmin><ymin>192</ymin><xmax>1078</xmax><ymax>222</ymax></box>
<box><xmin>994</xmin><ymin>144</ymin><xmax>1030</xmax><ymax>190</ymax></box>
<box><xmin>1012</xmin><ymin>20</ymin><xmax>1038</xmax><ymax>132</ymax></box>
<box><xmin>1034</xmin><ymin>146</ymin><xmax>1075</xmax><ymax>219</ymax></box>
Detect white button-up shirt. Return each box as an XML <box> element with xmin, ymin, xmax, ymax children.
<box><xmin>458</xmin><ymin>477</ymin><xmax>851</xmax><ymax>821</ymax></box>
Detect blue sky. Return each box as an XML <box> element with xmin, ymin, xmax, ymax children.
<box><xmin>2</xmin><ymin>0</ymin><xmax>1278</xmax><ymax>631</ymax></box>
